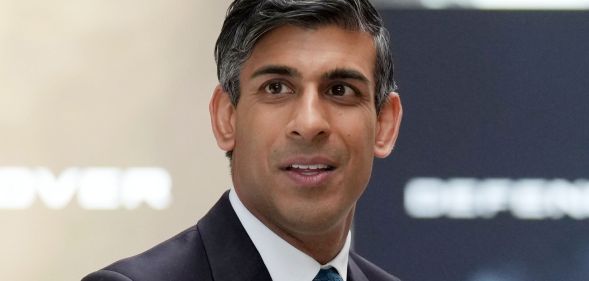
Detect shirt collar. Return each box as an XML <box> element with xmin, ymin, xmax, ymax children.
<box><xmin>229</xmin><ymin>188</ymin><xmax>350</xmax><ymax>281</ymax></box>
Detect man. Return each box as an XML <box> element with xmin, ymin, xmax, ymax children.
<box><xmin>83</xmin><ymin>0</ymin><xmax>402</xmax><ymax>280</ymax></box>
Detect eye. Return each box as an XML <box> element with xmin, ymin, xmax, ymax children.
<box><xmin>264</xmin><ymin>81</ymin><xmax>293</xmax><ymax>95</ymax></box>
<box><xmin>328</xmin><ymin>84</ymin><xmax>355</xmax><ymax>96</ymax></box>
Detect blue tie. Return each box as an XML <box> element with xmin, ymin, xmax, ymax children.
<box><xmin>313</xmin><ymin>267</ymin><xmax>343</xmax><ymax>281</ymax></box>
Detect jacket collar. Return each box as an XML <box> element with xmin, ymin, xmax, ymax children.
<box><xmin>348</xmin><ymin>254</ymin><xmax>369</xmax><ymax>281</ymax></box>
<box><xmin>197</xmin><ymin>191</ymin><xmax>272</xmax><ymax>281</ymax></box>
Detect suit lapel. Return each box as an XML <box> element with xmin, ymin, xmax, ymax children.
<box><xmin>197</xmin><ymin>191</ymin><xmax>272</xmax><ymax>281</ymax></box>
<box><xmin>348</xmin><ymin>254</ymin><xmax>369</xmax><ymax>281</ymax></box>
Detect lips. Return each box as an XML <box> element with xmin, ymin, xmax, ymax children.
<box><xmin>279</xmin><ymin>157</ymin><xmax>337</xmax><ymax>186</ymax></box>
<box><xmin>284</xmin><ymin>164</ymin><xmax>335</xmax><ymax>175</ymax></box>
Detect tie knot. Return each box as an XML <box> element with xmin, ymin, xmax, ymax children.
<box><xmin>313</xmin><ymin>267</ymin><xmax>343</xmax><ymax>281</ymax></box>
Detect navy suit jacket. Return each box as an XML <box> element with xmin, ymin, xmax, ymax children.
<box><xmin>82</xmin><ymin>192</ymin><xmax>401</xmax><ymax>281</ymax></box>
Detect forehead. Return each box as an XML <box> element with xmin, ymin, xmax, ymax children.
<box><xmin>242</xmin><ymin>24</ymin><xmax>376</xmax><ymax>82</ymax></box>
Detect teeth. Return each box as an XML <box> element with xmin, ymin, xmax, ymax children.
<box><xmin>291</xmin><ymin>164</ymin><xmax>329</xmax><ymax>170</ymax></box>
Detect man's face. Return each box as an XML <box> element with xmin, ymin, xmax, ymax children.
<box><xmin>212</xmin><ymin>24</ymin><xmax>401</xmax><ymax>239</ymax></box>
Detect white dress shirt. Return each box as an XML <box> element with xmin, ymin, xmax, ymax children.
<box><xmin>229</xmin><ymin>188</ymin><xmax>351</xmax><ymax>281</ymax></box>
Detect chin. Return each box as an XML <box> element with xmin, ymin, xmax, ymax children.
<box><xmin>279</xmin><ymin>206</ymin><xmax>352</xmax><ymax>234</ymax></box>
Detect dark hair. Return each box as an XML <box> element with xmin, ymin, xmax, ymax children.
<box><xmin>214</xmin><ymin>0</ymin><xmax>397</xmax><ymax>111</ymax></box>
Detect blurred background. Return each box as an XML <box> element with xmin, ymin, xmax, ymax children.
<box><xmin>1</xmin><ymin>0</ymin><xmax>588</xmax><ymax>280</ymax></box>
<box><xmin>358</xmin><ymin>1</ymin><xmax>589</xmax><ymax>281</ymax></box>
<box><xmin>0</xmin><ymin>0</ymin><xmax>232</xmax><ymax>280</ymax></box>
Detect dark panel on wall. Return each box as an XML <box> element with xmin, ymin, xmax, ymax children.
<box><xmin>355</xmin><ymin>10</ymin><xmax>589</xmax><ymax>281</ymax></box>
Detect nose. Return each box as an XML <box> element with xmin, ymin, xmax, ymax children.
<box><xmin>287</xmin><ymin>89</ymin><xmax>330</xmax><ymax>142</ymax></box>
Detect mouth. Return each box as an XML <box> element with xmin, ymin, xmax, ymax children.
<box><xmin>282</xmin><ymin>163</ymin><xmax>336</xmax><ymax>175</ymax></box>
<box><xmin>279</xmin><ymin>158</ymin><xmax>337</xmax><ymax>186</ymax></box>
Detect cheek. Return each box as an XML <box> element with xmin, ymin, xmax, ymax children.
<box><xmin>339</xmin><ymin>112</ymin><xmax>377</xmax><ymax>151</ymax></box>
<box><xmin>340</xmin><ymin>119</ymin><xmax>377</xmax><ymax>189</ymax></box>
<box><xmin>234</xmin><ymin>108</ymin><xmax>283</xmax><ymax>161</ymax></box>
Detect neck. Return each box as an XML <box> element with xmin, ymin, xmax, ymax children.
<box><xmin>270</xmin><ymin>208</ymin><xmax>355</xmax><ymax>264</ymax></box>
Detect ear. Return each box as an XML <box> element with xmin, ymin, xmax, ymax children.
<box><xmin>209</xmin><ymin>84</ymin><xmax>236</xmax><ymax>152</ymax></box>
<box><xmin>374</xmin><ymin>92</ymin><xmax>403</xmax><ymax>158</ymax></box>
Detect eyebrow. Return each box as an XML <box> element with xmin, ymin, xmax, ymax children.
<box><xmin>322</xmin><ymin>68</ymin><xmax>370</xmax><ymax>85</ymax></box>
<box><xmin>251</xmin><ymin>65</ymin><xmax>302</xmax><ymax>79</ymax></box>
<box><xmin>250</xmin><ymin>65</ymin><xmax>370</xmax><ymax>85</ymax></box>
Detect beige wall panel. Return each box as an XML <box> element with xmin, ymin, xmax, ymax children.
<box><xmin>0</xmin><ymin>0</ymin><xmax>233</xmax><ymax>280</ymax></box>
